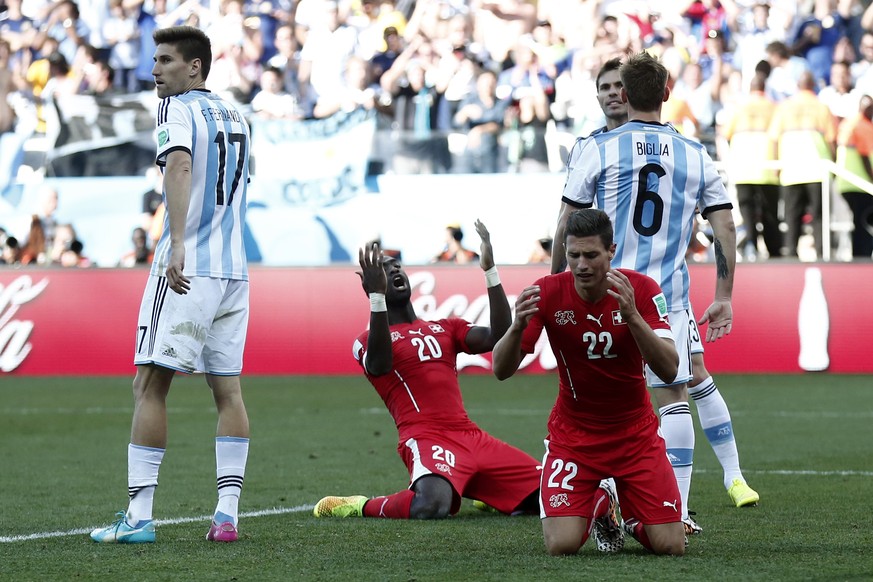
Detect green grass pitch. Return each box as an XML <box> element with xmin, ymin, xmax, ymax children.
<box><xmin>1</xmin><ymin>373</ymin><xmax>871</xmax><ymax>581</ymax></box>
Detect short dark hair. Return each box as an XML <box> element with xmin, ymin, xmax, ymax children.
<box><xmin>153</xmin><ymin>26</ymin><xmax>212</xmax><ymax>80</ymax></box>
<box><xmin>765</xmin><ymin>40</ymin><xmax>789</xmax><ymax>60</ymax></box>
<box><xmin>565</xmin><ymin>209</ymin><xmax>613</xmax><ymax>250</ymax></box>
<box><xmin>595</xmin><ymin>57</ymin><xmax>622</xmax><ymax>89</ymax></box>
<box><xmin>619</xmin><ymin>52</ymin><xmax>668</xmax><ymax>113</ymax></box>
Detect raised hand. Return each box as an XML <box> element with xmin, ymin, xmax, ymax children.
<box><xmin>357</xmin><ymin>241</ymin><xmax>388</xmax><ymax>295</ymax></box>
<box><xmin>475</xmin><ymin>219</ymin><xmax>495</xmax><ymax>271</ymax></box>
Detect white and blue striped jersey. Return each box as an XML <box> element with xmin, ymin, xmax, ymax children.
<box><xmin>562</xmin><ymin>121</ymin><xmax>732</xmax><ymax>311</ymax></box>
<box><xmin>151</xmin><ymin>89</ymin><xmax>250</xmax><ymax>281</ymax></box>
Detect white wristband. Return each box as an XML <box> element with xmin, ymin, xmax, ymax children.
<box><xmin>369</xmin><ymin>292</ymin><xmax>387</xmax><ymax>312</ymax></box>
<box><xmin>484</xmin><ymin>266</ymin><xmax>501</xmax><ymax>288</ymax></box>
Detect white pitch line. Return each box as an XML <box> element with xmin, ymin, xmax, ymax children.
<box><xmin>0</xmin><ymin>504</ymin><xmax>315</xmax><ymax>544</ymax></box>
<box><xmin>695</xmin><ymin>468</ymin><xmax>873</xmax><ymax>477</ymax></box>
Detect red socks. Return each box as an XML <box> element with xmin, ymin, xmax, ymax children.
<box><xmin>362</xmin><ymin>489</ymin><xmax>415</xmax><ymax>519</ymax></box>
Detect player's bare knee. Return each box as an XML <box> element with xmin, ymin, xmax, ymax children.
<box><xmin>409</xmin><ymin>494</ymin><xmax>451</xmax><ymax>519</ymax></box>
<box><xmin>652</xmin><ymin>539</ymin><xmax>685</xmax><ymax>556</ymax></box>
<box><xmin>544</xmin><ymin>536</ymin><xmax>581</xmax><ymax>556</ymax></box>
<box><xmin>648</xmin><ymin>525</ymin><xmax>686</xmax><ymax>556</ymax></box>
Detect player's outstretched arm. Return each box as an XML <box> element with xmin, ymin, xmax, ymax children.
<box><xmin>550</xmin><ymin>203</ymin><xmax>571</xmax><ymax>274</ymax></box>
<box><xmin>466</xmin><ymin>219</ymin><xmax>512</xmax><ymax>352</ymax></box>
<box><xmin>699</xmin><ymin>208</ymin><xmax>736</xmax><ymax>342</ymax></box>
<box><xmin>492</xmin><ymin>285</ymin><xmax>540</xmax><ymax>380</ymax></box>
<box><xmin>358</xmin><ymin>242</ymin><xmax>392</xmax><ymax>375</ymax></box>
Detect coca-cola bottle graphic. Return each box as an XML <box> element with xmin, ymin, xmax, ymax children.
<box><xmin>798</xmin><ymin>267</ymin><xmax>829</xmax><ymax>372</ymax></box>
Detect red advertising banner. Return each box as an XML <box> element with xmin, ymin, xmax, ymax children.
<box><xmin>0</xmin><ymin>263</ymin><xmax>868</xmax><ymax>376</ymax></box>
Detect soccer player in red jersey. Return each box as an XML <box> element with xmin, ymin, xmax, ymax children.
<box><xmin>313</xmin><ymin>220</ymin><xmax>541</xmax><ymax>520</ymax></box>
<box><xmin>492</xmin><ymin>208</ymin><xmax>686</xmax><ymax>556</ymax></box>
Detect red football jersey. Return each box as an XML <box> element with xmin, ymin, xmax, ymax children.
<box><xmin>520</xmin><ymin>269</ymin><xmax>672</xmax><ymax>427</ymax></box>
<box><xmin>353</xmin><ymin>318</ymin><xmax>479</xmax><ymax>436</ymax></box>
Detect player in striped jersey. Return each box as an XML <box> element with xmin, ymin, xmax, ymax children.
<box><xmin>562</xmin><ymin>57</ymin><xmax>627</xmax><ymax>180</ymax></box>
<box><xmin>552</xmin><ymin>52</ymin><xmax>757</xmax><ymax>538</ymax></box>
<box><xmin>92</xmin><ymin>26</ymin><xmax>251</xmax><ymax>544</ymax></box>
<box><xmin>582</xmin><ymin>57</ymin><xmax>760</xmax><ymax>518</ymax></box>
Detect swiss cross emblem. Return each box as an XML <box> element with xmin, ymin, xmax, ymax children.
<box><xmin>429</xmin><ymin>324</ymin><xmax>445</xmax><ymax>333</ymax></box>
<box><xmin>555</xmin><ymin>310</ymin><xmax>576</xmax><ymax>325</ymax></box>
<box><xmin>612</xmin><ymin>310</ymin><xmax>626</xmax><ymax>325</ymax></box>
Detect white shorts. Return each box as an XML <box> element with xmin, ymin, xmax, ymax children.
<box><xmin>646</xmin><ymin>308</ymin><xmax>693</xmax><ymax>388</ymax></box>
<box><xmin>134</xmin><ymin>275</ymin><xmax>249</xmax><ymax>375</ymax></box>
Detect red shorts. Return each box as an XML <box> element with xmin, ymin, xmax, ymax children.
<box><xmin>539</xmin><ymin>412</ymin><xmax>681</xmax><ymax>525</ymax></box>
<box><xmin>398</xmin><ymin>427</ymin><xmax>541</xmax><ymax>515</ymax></box>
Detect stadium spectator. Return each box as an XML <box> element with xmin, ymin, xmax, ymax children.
<box><xmin>492</xmin><ymin>208</ymin><xmax>684</xmax><ymax>556</ymax></box>
<box><xmin>0</xmin><ymin>0</ymin><xmax>37</xmax><ymax>77</ymax></box>
<box><xmin>835</xmin><ymin>93</ymin><xmax>873</xmax><ymax>258</ymax></box>
<box><xmin>312</xmin><ymin>55</ymin><xmax>376</xmax><ymax>118</ymax></box>
<box><xmin>90</xmin><ymin>26</ymin><xmax>253</xmax><ymax>545</ymax></box>
<box><xmin>347</xmin><ymin>0</ymin><xmax>386</xmax><ymax>60</ymax></box>
<box><xmin>313</xmin><ymin>221</ymin><xmax>541</xmax><ymax>520</ymax></box>
<box><xmin>498</xmin><ymin>36</ymin><xmax>554</xmax><ymax>173</ymax></box>
<box><xmin>1</xmin><ymin>234</ymin><xmax>21</xmax><ymax>265</ymax></box>
<box><xmin>102</xmin><ymin>0</ymin><xmax>140</xmax><ymax>93</ymax></box>
<box><xmin>721</xmin><ymin>72</ymin><xmax>782</xmax><ymax>260</ymax></box>
<box><xmin>851</xmin><ymin>30</ymin><xmax>873</xmax><ymax>92</ymax></box>
<box><xmin>670</xmin><ymin>60</ymin><xmax>723</xmax><ymax>146</ymax></box>
<box><xmin>788</xmin><ymin>0</ymin><xmax>850</xmax><ymax>87</ymax></box>
<box><xmin>297</xmin><ymin>0</ymin><xmax>359</xmax><ymax>116</ymax></box>
<box><xmin>207</xmin><ymin>11</ymin><xmax>262</xmax><ymax>103</ymax></box>
<box><xmin>0</xmin><ymin>39</ymin><xmax>18</xmax><ymax>135</ymax></box>
<box><xmin>431</xmin><ymin>223</ymin><xmax>478</xmax><ymax>264</ymax></box>
<box><xmin>763</xmin><ymin>40</ymin><xmax>809</xmax><ymax>101</ymax></box>
<box><xmin>80</xmin><ymin>59</ymin><xmax>121</xmax><ymax>97</ymax></box>
<box><xmin>368</xmin><ymin>24</ymin><xmax>402</xmax><ymax>86</ymax></box>
<box><xmin>452</xmin><ymin>67</ymin><xmax>508</xmax><ymax>173</ymax></box>
<box><xmin>431</xmin><ymin>15</ymin><xmax>478</xmax><ymax>131</ymax></box>
<box><xmin>768</xmin><ymin>71</ymin><xmax>837</xmax><ymax>259</ymax></box>
<box><xmin>244</xmin><ymin>0</ymin><xmax>293</xmax><ymax>66</ymax></box>
<box><xmin>117</xmin><ymin>226</ymin><xmax>153</xmax><ymax>267</ymax></box>
<box><xmin>33</xmin><ymin>0</ymin><xmax>90</xmax><ymax>66</ymax></box>
<box><xmin>128</xmin><ymin>0</ymin><xmax>162</xmax><ymax>92</ymax></box>
<box><xmin>59</xmin><ymin>237</ymin><xmax>91</xmax><ymax>267</ymax></box>
<box><xmin>526</xmin><ymin>235</ymin><xmax>551</xmax><ymax>264</ymax></box>
<box><xmin>555</xmin><ymin>52</ymin><xmax>757</xmax><ymax>538</ymax></box>
<box><xmin>729</xmin><ymin>1</ymin><xmax>785</xmax><ymax>92</ymax></box>
<box><xmin>661</xmin><ymin>73</ymin><xmax>700</xmax><ymax>140</ymax></box>
<box><xmin>19</xmin><ymin>213</ymin><xmax>47</xmax><ymax>265</ymax></box>
<box><xmin>251</xmin><ymin>66</ymin><xmax>305</xmax><ymax>119</ymax></box>
<box><xmin>36</xmin><ymin>184</ymin><xmax>58</xmax><ymax>250</ymax></box>
<box><xmin>48</xmin><ymin>221</ymin><xmax>75</xmax><ymax>263</ymax></box>
<box><xmin>817</xmin><ymin>60</ymin><xmax>860</xmax><ymax>123</ymax></box>
<box><xmin>265</xmin><ymin>23</ymin><xmax>303</xmax><ymax>106</ymax></box>
<box><xmin>681</xmin><ymin>0</ymin><xmax>730</xmax><ymax>55</ymax></box>
<box><xmin>379</xmin><ymin>36</ymin><xmax>452</xmax><ymax>173</ymax></box>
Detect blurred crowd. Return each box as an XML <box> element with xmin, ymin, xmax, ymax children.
<box><xmin>3</xmin><ymin>0</ymin><xmax>873</xmax><ymax>265</ymax></box>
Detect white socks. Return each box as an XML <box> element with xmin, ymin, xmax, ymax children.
<box><xmin>659</xmin><ymin>402</ymin><xmax>694</xmax><ymax>521</ymax></box>
<box><xmin>127</xmin><ymin>443</ymin><xmax>165</xmax><ymax>524</ymax></box>
<box><xmin>214</xmin><ymin>436</ymin><xmax>249</xmax><ymax>526</ymax></box>
<box><xmin>689</xmin><ymin>376</ymin><xmax>744</xmax><ymax>489</ymax></box>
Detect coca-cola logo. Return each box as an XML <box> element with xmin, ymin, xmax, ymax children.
<box><xmin>408</xmin><ymin>271</ymin><xmax>556</xmax><ymax>372</ymax></box>
<box><xmin>0</xmin><ymin>275</ymin><xmax>49</xmax><ymax>372</ymax></box>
